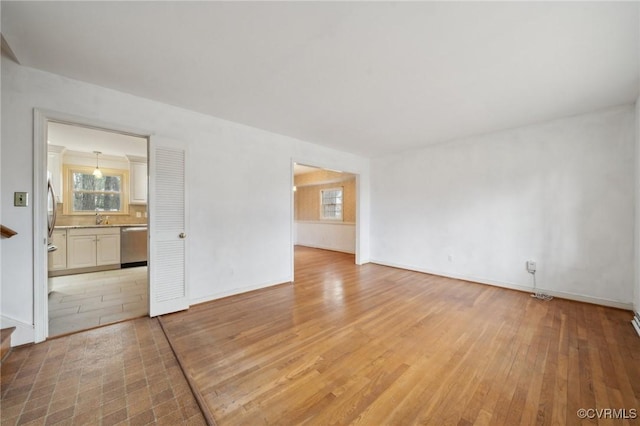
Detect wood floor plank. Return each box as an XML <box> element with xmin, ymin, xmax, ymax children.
<box><xmin>159</xmin><ymin>247</ymin><xmax>640</xmax><ymax>425</ymax></box>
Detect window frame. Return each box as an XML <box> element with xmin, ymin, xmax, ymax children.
<box><xmin>63</xmin><ymin>164</ymin><xmax>130</xmax><ymax>215</ymax></box>
<box><xmin>319</xmin><ymin>186</ymin><xmax>344</xmax><ymax>221</ymax></box>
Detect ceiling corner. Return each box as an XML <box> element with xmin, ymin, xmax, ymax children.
<box><xmin>1</xmin><ymin>33</ymin><xmax>20</xmax><ymax>64</ymax></box>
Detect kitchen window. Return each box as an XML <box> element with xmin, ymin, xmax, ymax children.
<box><xmin>63</xmin><ymin>165</ymin><xmax>129</xmax><ymax>214</ymax></box>
<box><xmin>320</xmin><ymin>187</ymin><xmax>343</xmax><ymax>220</ymax></box>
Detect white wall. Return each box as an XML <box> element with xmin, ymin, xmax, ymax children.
<box><xmin>371</xmin><ymin>106</ymin><xmax>636</xmax><ymax>308</ymax></box>
<box><xmin>295</xmin><ymin>221</ymin><xmax>356</xmax><ymax>254</ymax></box>
<box><xmin>0</xmin><ymin>58</ymin><xmax>370</xmax><ymax>344</ymax></box>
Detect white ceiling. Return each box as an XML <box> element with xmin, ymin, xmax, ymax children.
<box><xmin>3</xmin><ymin>2</ymin><xmax>638</xmax><ymax>157</ymax></box>
<box><xmin>48</xmin><ymin>122</ymin><xmax>147</xmax><ymax>158</ymax></box>
<box><xmin>293</xmin><ymin>164</ymin><xmax>321</xmax><ymax>176</ymax></box>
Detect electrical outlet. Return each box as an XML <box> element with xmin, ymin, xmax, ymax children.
<box><xmin>136</xmin><ymin>212</ymin><xmax>141</xmax><ymax>218</ymax></box>
<box><xmin>526</xmin><ymin>260</ymin><xmax>536</xmax><ymax>273</ymax></box>
<box><xmin>14</xmin><ymin>192</ymin><xmax>28</xmax><ymax>207</ymax></box>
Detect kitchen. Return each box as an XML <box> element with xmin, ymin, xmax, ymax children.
<box><xmin>46</xmin><ymin>122</ymin><xmax>149</xmax><ymax>336</ymax></box>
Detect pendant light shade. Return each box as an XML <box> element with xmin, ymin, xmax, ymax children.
<box><xmin>93</xmin><ymin>151</ymin><xmax>103</xmax><ymax>178</ymax></box>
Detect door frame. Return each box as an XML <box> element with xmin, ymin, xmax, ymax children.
<box><xmin>33</xmin><ymin>109</ymin><xmax>151</xmax><ymax>342</ymax></box>
<box><xmin>290</xmin><ymin>158</ymin><xmax>363</xmax><ymax>282</ymax></box>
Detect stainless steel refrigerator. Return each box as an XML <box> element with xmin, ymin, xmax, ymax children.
<box><xmin>47</xmin><ymin>176</ymin><xmax>58</xmax><ymax>253</ymax></box>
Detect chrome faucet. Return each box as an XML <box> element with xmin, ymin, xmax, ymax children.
<box><xmin>95</xmin><ymin>210</ymin><xmax>104</xmax><ymax>225</ymax></box>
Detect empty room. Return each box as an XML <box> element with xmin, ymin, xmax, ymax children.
<box><xmin>1</xmin><ymin>2</ymin><xmax>639</xmax><ymax>425</ymax></box>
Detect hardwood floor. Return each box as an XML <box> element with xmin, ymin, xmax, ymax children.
<box><xmin>3</xmin><ymin>247</ymin><xmax>638</xmax><ymax>425</ymax></box>
<box><xmin>159</xmin><ymin>246</ymin><xmax>640</xmax><ymax>425</ymax></box>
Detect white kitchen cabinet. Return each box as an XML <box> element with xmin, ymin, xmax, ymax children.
<box><xmin>67</xmin><ymin>234</ymin><xmax>97</xmax><ymax>269</ymax></box>
<box><xmin>48</xmin><ymin>229</ymin><xmax>67</xmax><ymax>271</ymax></box>
<box><xmin>96</xmin><ymin>233</ymin><xmax>121</xmax><ymax>266</ymax></box>
<box><xmin>67</xmin><ymin>227</ymin><xmax>120</xmax><ymax>269</ymax></box>
<box><xmin>128</xmin><ymin>156</ymin><xmax>148</xmax><ymax>205</ymax></box>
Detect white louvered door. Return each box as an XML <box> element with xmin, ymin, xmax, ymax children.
<box><xmin>149</xmin><ymin>138</ymin><xmax>189</xmax><ymax>316</ymax></box>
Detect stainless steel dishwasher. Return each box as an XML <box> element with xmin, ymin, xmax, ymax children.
<box><xmin>121</xmin><ymin>226</ymin><xmax>148</xmax><ymax>267</ymax></box>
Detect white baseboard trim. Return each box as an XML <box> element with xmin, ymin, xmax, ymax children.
<box><xmin>370</xmin><ymin>259</ymin><xmax>634</xmax><ymax>311</ymax></box>
<box><xmin>1</xmin><ymin>315</ymin><xmax>35</xmax><ymax>346</ymax></box>
<box><xmin>632</xmin><ymin>312</ymin><xmax>640</xmax><ymax>337</ymax></box>
<box><xmin>189</xmin><ymin>276</ymin><xmax>292</xmax><ymax>306</ymax></box>
<box><xmin>295</xmin><ymin>243</ymin><xmax>355</xmax><ymax>254</ymax></box>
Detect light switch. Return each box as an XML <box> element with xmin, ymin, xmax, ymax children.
<box><xmin>14</xmin><ymin>192</ymin><xmax>28</xmax><ymax>207</ymax></box>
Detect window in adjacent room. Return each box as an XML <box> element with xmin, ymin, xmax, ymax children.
<box><xmin>63</xmin><ymin>165</ymin><xmax>129</xmax><ymax>214</ymax></box>
<box><xmin>320</xmin><ymin>187</ymin><xmax>343</xmax><ymax>220</ymax></box>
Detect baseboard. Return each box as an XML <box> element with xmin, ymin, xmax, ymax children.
<box><xmin>632</xmin><ymin>312</ymin><xmax>640</xmax><ymax>337</ymax></box>
<box><xmin>189</xmin><ymin>276</ymin><xmax>292</xmax><ymax>306</ymax></box>
<box><xmin>370</xmin><ymin>259</ymin><xmax>634</xmax><ymax>311</ymax></box>
<box><xmin>0</xmin><ymin>315</ymin><xmax>34</xmax><ymax>346</ymax></box>
<box><xmin>48</xmin><ymin>263</ymin><xmax>120</xmax><ymax>277</ymax></box>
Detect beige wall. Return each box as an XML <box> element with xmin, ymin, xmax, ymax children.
<box><xmin>54</xmin><ymin>203</ymin><xmax>147</xmax><ymax>226</ymax></box>
<box><xmin>295</xmin><ymin>169</ymin><xmax>348</xmax><ymax>186</ymax></box>
<box><xmin>294</xmin><ymin>170</ymin><xmax>356</xmax><ymax>223</ymax></box>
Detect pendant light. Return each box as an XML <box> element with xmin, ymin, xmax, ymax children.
<box><xmin>93</xmin><ymin>151</ymin><xmax>103</xmax><ymax>178</ymax></box>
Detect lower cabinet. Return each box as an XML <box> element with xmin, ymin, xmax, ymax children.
<box><xmin>67</xmin><ymin>228</ymin><xmax>121</xmax><ymax>269</ymax></box>
<box><xmin>48</xmin><ymin>229</ymin><xmax>68</xmax><ymax>271</ymax></box>
<box><xmin>66</xmin><ymin>234</ymin><xmax>97</xmax><ymax>269</ymax></box>
<box><xmin>96</xmin><ymin>233</ymin><xmax>121</xmax><ymax>266</ymax></box>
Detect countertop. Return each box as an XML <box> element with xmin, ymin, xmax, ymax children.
<box><xmin>55</xmin><ymin>224</ymin><xmax>147</xmax><ymax>229</ymax></box>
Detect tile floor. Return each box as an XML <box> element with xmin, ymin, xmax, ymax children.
<box><xmin>0</xmin><ymin>318</ymin><xmax>206</xmax><ymax>425</ymax></box>
<box><xmin>48</xmin><ymin>267</ymin><xmax>148</xmax><ymax>337</ymax></box>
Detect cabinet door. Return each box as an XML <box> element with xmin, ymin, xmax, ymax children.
<box><xmin>130</xmin><ymin>162</ymin><xmax>148</xmax><ymax>204</ymax></box>
<box><xmin>96</xmin><ymin>234</ymin><xmax>121</xmax><ymax>266</ymax></box>
<box><xmin>48</xmin><ymin>230</ymin><xmax>67</xmax><ymax>271</ymax></box>
<box><xmin>67</xmin><ymin>235</ymin><xmax>97</xmax><ymax>269</ymax></box>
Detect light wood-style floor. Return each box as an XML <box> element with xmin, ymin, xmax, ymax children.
<box><xmin>48</xmin><ymin>267</ymin><xmax>148</xmax><ymax>336</ymax></box>
<box><xmin>160</xmin><ymin>246</ymin><xmax>640</xmax><ymax>425</ymax></box>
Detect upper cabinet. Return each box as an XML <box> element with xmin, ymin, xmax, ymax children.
<box><xmin>127</xmin><ymin>155</ymin><xmax>148</xmax><ymax>205</ymax></box>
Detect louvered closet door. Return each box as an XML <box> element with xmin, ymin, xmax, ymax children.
<box><xmin>149</xmin><ymin>138</ymin><xmax>189</xmax><ymax>316</ymax></box>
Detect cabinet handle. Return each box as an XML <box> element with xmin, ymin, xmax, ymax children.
<box><xmin>179</xmin><ymin>233</ymin><xmax>186</xmax><ymax>239</ymax></box>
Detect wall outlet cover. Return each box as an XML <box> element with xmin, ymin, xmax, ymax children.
<box><xmin>526</xmin><ymin>260</ymin><xmax>537</xmax><ymax>273</ymax></box>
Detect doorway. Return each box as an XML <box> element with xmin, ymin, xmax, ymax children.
<box><xmin>292</xmin><ymin>162</ymin><xmax>359</xmax><ymax>278</ymax></box>
<box><xmin>24</xmin><ymin>109</ymin><xmax>154</xmax><ymax>343</ymax></box>
<box><xmin>46</xmin><ymin>122</ymin><xmax>149</xmax><ymax>336</ymax></box>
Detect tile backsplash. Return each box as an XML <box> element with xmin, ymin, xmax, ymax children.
<box><xmin>54</xmin><ymin>204</ymin><xmax>148</xmax><ymax>226</ymax></box>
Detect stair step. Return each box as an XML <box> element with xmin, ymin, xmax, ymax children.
<box><xmin>1</xmin><ymin>327</ymin><xmax>16</xmax><ymax>362</ymax></box>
